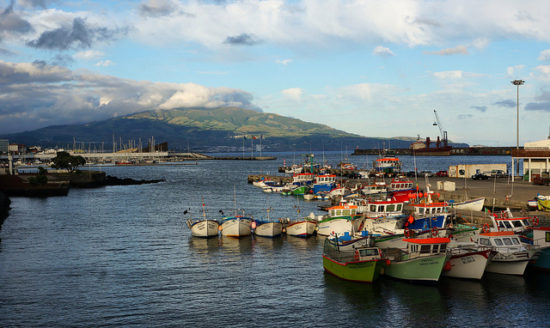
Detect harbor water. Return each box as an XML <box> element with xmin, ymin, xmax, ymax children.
<box><xmin>0</xmin><ymin>152</ymin><xmax>547</xmax><ymax>327</ymax></box>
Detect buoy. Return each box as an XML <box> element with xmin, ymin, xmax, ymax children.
<box><xmin>251</xmin><ymin>221</ymin><xmax>257</xmax><ymax>229</ymax></box>
<box><xmin>443</xmin><ymin>261</ymin><xmax>452</xmax><ymax>272</ymax></box>
<box><xmin>385</xmin><ymin>259</ymin><xmax>391</xmax><ymax>266</ymax></box>
<box><xmin>218</xmin><ymin>225</ymin><xmax>223</xmax><ymax>231</ymax></box>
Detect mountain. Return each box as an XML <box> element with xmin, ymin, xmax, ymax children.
<box><xmin>1</xmin><ymin>107</ymin><xmax>468</xmax><ymax>152</ymax></box>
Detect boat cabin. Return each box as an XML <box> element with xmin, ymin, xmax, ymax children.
<box><xmin>365</xmin><ymin>199</ymin><xmax>404</xmax><ymax>218</ymax></box>
<box><xmin>315</xmin><ymin>174</ymin><xmax>336</xmax><ymax>185</ymax></box>
<box><xmin>328</xmin><ymin>204</ymin><xmax>358</xmax><ymax>217</ymax></box>
<box><xmin>410</xmin><ymin>202</ymin><xmax>449</xmax><ymax>216</ymax></box>
<box><xmin>292</xmin><ymin>173</ymin><xmax>314</xmax><ymax>185</ymax></box>
<box><xmin>389</xmin><ymin>179</ymin><xmax>414</xmax><ymax>191</ymax></box>
<box><xmin>532</xmin><ymin>227</ymin><xmax>550</xmax><ymax>248</ymax></box>
<box><xmin>490</xmin><ymin>209</ymin><xmax>533</xmax><ymax>233</ymax></box>
<box><xmin>373</xmin><ymin>157</ymin><xmax>401</xmax><ymax>172</ymax></box>
<box><xmin>404</xmin><ymin>237</ymin><xmax>450</xmax><ymax>259</ymax></box>
<box><xmin>361</xmin><ymin>182</ymin><xmax>387</xmax><ymax>195</ymax></box>
<box><xmin>477</xmin><ymin>231</ymin><xmax>524</xmax><ymax>251</ymax></box>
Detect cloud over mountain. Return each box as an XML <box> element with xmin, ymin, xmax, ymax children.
<box><xmin>0</xmin><ymin>60</ymin><xmax>261</xmax><ymax>133</ymax></box>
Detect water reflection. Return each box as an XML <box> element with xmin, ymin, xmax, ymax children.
<box><xmin>285</xmin><ymin>235</ymin><xmax>321</xmax><ymax>254</ymax></box>
<box><xmin>251</xmin><ymin>235</ymin><xmax>284</xmax><ymax>254</ymax></box>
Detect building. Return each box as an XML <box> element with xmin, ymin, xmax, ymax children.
<box><xmin>0</xmin><ymin>139</ymin><xmax>7</xmax><ymax>154</ymax></box>
<box><xmin>511</xmin><ymin>138</ymin><xmax>550</xmax><ymax>182</ymax></box>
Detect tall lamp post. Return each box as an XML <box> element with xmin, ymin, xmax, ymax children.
<box><xmin>511</xmin><ymin>79</ymin><xmax>525</xmax><ymax>178</ymax></box>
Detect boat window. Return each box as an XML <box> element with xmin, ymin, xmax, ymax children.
<box><xmin>379</xmin><ymin>205</ymin><xmax>385</xmax><ymax>212</ymax></box>
<box><xmin>511</xmin><ymin>238</ymin><xmax>520</xmax><ymax>245</ymax></box>
<box><xmin>504</xmin><ymin>222</ymin><xmax>513</xmax><ymax>228</ymax></box>
<box><xmin>370</xmin><ymin>205</ymin><xmax>376</xmax><ymax>212</ymax></box>
<box><xmin>512</xmin><ymin>221</ymin><xmax>523</xmax><ymax>228</ymax></box>
<box><xmin>432</xmin><ymin>244</ymin><xmax>439</xmax><ymax>253</ymax></box>
<box><xmin>494</xmin><ymin>239</ymin><xmax>504</xmax><ymax>246</ymax></box>
<box><xmin>418</xmin><ymin>208</ymin><xmax>424</xmax><ymax>215</ymax></box>
<box><xmin>440</xmin><ymin>244</ymin><xmax>446</xmax><ymax>252</ymax></box>
<box><xmin>479</xmin><ymin>238</ymin><xmax>490</xmax><ymax>246</ymax></box>
<box><xmin>546</xmin><ymin>232</ymin><xmax>550</xmax><ymax>243</ymax></box>
<box><xmin>420</xmin><ymin>245</ymin><xmax>431</xmax><ymax>254</ymax></box>
<box><xmin>397</xmin><ymin>204</ymin><xmax>402</xmax><ymax>211</ymax></box>
<box><xmin>502</xmin><ymin>238</ymin><xmax>512</xmax><ymax>246</ymax></box>
<box><xmin>522</xmin><ymin>219</ymin><xmax>531</xmax><ymax>226</ymax></box>
<box><xmin>387</xmin><ymin>204</ymin><xmax>395</xmax><ymax>212</ymax></box>
<box><xmin>498</xmin><ymin>221</ymin><xmax>506</xmax><ymax>228</ymax></box>
<box><xmin>437</xmin><ymin>207</ymin><xmax>441</xmax><ymax>213</ymax></box>
<box><xmin>360</xmin><ymin>249</ymin><xmax>379</xmax><ymax>257</ymax></box>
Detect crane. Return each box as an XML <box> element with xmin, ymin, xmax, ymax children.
<box><xmin>432</xmin><ymin>109</ymin><xmax>448</xmax><ymax>147</ymax></box>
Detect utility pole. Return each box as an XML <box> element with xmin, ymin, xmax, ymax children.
<box><xmin>511</xmin><ymin>79</ymin><xmax>525</xmax><ymax>178</ymax></box>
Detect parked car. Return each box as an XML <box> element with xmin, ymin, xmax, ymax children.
<box><xmin>405</xmin><ymin>171</ymin><xmax>417</xmax><ymax>177</ymax></box>
<box><xmin>436</xmin><ymin>170</ymin><xmax>448</xmax><ymax>177</ymax></box>
<box><xmin>471</xmin><ymin>173</ymin><xmax>489</xmax><ymax>180</ymax></box>
<box><xmin>419</xmin><ymin>170</ymin><xmax>433</xmax><ymax>177</ymax></box>
<box><xmin>490</xmin><ymin>170</ymin><xmax>507</xmax><ymax>178</ymax></box>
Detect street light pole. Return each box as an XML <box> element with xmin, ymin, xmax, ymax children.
<box><xmin>511</xmin><ymin>79</ymin><xmax>525</xmax><ymax>178</ymax></box>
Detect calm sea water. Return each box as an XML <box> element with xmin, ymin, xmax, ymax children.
<box><xmin>0</xmin><ymin>152</ymin><xmax>545</xmax><ymax>327</ymax></box>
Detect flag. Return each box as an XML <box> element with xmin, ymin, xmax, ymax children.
<box><xmin>252</xmin><ymin>136</ymin><xmax>257</xmax><ymax>140</ymax></box>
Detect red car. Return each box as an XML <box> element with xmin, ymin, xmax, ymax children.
<box><xmin>436</xmin><ymin>170</ymin><xmax>448</xmax><ymax>177</ymax></box>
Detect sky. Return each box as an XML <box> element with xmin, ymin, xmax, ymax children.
<box><xmin>1</xmin><ymin>0</ymin><xmax>550</xmax><ymax>146</ymax></box>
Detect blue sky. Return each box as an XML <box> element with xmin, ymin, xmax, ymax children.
<box><xmin>1</xmin><ymin>0</ymin><xmax>550</xmax><ymax>146</ymax></box>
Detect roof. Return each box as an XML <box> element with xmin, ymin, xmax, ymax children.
<box><xmin>403</xmin><ymin>237</ymin><xmax>450</xmax><ymax>244</ymax></box>
<box><xmin>480</xmin><ymin>231</ymin><xmax>516</xmax><ymax>237</ymax></box>
<box><xmin>329</xmin><ymin>204</ymin><xmax>358</xmax><ymax>210</ymax></box>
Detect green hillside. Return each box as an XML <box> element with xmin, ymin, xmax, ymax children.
<box><xmin>127</xmin><ymin>107</ymin><xmax>358</xmax><ymax>138</ymax></box>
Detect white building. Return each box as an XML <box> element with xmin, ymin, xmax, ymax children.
<box><xmin>511</xmin><ymin>137</ymin><xmax>550</xmax><ymax>182</ymax></box>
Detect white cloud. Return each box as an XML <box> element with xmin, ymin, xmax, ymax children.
<box><xmin>74</xmin><ymin>50</ymin><xmax>104</xmax><ymax>60</ymax></box>
<box><xmin>507</xmin><ymin>65</ymin><xmax>525</xmax><ymax>77</ymax></box>
<box><xmin>472</xmin><ymin>38</ymin><xmax>489</xmax><ymax>49</ymax></box>
<box><xmin>95</xmin><ymin>60</ymin><xmax>113</xmax><ymax>67</ymax></box>
<box><xmin>538</xmin><ymin>49</ymin><xmax>550</xmax><ymax>61</ymax></box>
<box><xmin>426</xmin><ymin>45</ymin><xmax>468</xmax><ymax>56</ymax></box>
<box><xmin>373</xmin><ymin>46</ymin><xmax>394</xmax><ymax>57</ymax></box>
<box><xmin>433</xmin><ymin>71</ymin><xmax>464</xmax><ymax>79</ymax></box>
<box><xmin>276</xmin><ymin>59</ymin><xmax>292</xmax><ymax>65</ymax></box>
<box><xmin>282</xmin><ymin>88</ymin><xmax>303</xmax><ymax>100</ymax></box>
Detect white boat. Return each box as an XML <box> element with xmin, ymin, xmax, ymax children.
<box><xmin>220</xmin><ymin>216</ymin><xmax>252</xmax><ymax>238</ymax></box>
<box><xmin>253</xmin><ymin>220</ymin><xmax>283</xmax><ymax>238</ymax></box>
<box><xmin>443</xmin><ymin>242</ymin><xmax>492</xmax><ymax>280</ymax></box>
<box><xmin>187</xmin><ymin>219</ymin><xmax>220</xmax><ymax>238</ymax></box>
<box><xmin>475</xmin><ymin>231</ymin><xmax>531</xmax><ymax>275</ymax></box>
<box><xmin>285</xmin><ymin>218</ymin><xmax>317</xmax><ymax>237</ymax></box>
<box><xmin>452</xmin><ymin>197</ymin><xmax>485</xmax><ymax>212</ymax></box>
<box><xmin>317</xmin><ymin>217</ymin><xmax>354</xmax><ymax>237</ymax></box>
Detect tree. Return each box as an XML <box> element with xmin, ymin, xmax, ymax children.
<box><xmin>51</xmin><ymin>151</ymin><xmax>86</xmax><ymax>172</ymax></box>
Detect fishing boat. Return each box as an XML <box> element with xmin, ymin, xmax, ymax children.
<box><xmin>291</xmin><ymin>173</ymin><xmax>315</xmax><ymax>187</ymax></box>
<box><xmin>407</xmin><ymin>200</ymin><xmax>450</xmax><ymax>231</ymax></box>
<box><xmin>186</xmin><ymin>218</ymin><xmax>220</xmax><ymax>238</ymax></box>
<box><xmin>529</xmin><ymin>227</ymin><xmax>550</xmax><ymax>271</ymax></box>
<box><xmin>312</xmin><ymin>174</ymin><xmax>337</xmax><ymax>194</ymax></box>
<box><xmin>362</xmin><ymin>198</ymin><xmax>405</xmax><ymax>218</ymax></box>
<box><xmin>285</xmin><ymin>217</ymin><xmax>317</xmax><ymax>237</ymax></box>
<box><xmin>443</xmin><ymin>242</ymin><xmax>492</xmax><ymax>280</ymax></box>
<box><xmin>380</xmin><ymin>237</ymin><xmax>450</xmax><ymax>282</ymax></box>
<box><xmin>185</xmin><ymin>204</ymin><xmax>220</xmax><ymax>238</ymax></box>
<box><xmin>388</xmin><ymin>178</ymin><xmax>414</xmax><ymax>192</ymax></box>
<box><xmin>220</xmin><ymin>216</ymin><xmax>252</xmax><ymax>238</ymax></box>
<box><xmin>322</xmin><ymin>238</ymin><xmax>385</xmax><ymax>283</ymax></box>
<box><xmin>486</xmin><ymin>208</ymin><xmax>535</xmax><ymax>233</ymax></box>
<box><xmin>474</xmin><ymin>231</ymin><xmax>531</xmax><ymax>275</ymax></box>
<box><xmin>451</xmin><ymin>197</ymin><xmax>485</xmax><ymax>212</ymax></box>
<box><xmin>317</xmin><ymin>216</ymin><xmax>355</xmax><ymax>237</ymax></box>
<box><xmin>253</xmin><ymin>219</ymin><xmax>283</xmax><ymax>238</ymax></box>
<box><xmin>360</xmin><ymin>181</ymin><xmax>387</xmax><ymax>195</ymax></box>
<box><xmin>373</xmin><ymin>156</ymin><xmax>402</xmax><ymax>173</ymax></box>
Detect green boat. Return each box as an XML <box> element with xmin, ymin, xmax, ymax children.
<box><xmin>291</xmin><ymin>186</ymin><xmax>309</xmax><ymax>196</ymax></box>
<box><xmin>380</xmin><ymin>237</ymin><xmax>450</xmax><ymax>282</ymax></box>
<box><xmin>322</xmin><ymin>238</ymin><xmax>385</xmax><ymax>283</ymax></box>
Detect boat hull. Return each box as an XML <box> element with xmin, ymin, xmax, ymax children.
<box><xmin>221</xmin><ymin>218</ymin><xmax>252</xmax><ymax>238</ymax></box>
<box><xmin>190</xmin><ymin>220</ymin><xmax>220</xmax><ymax>238</ymax></box>
<box><xmin>531</xmin><ymin>248</ymin><xmax>550</xmax><ymax>271</ymax></box>
<box><xmin>254</xmin><ymin>222</ymin><xmax>283</xmax><ymax>238</ymax></box>
<box><xmin>453</xmin><ymin>197</ymin><xmax>485</xmax><ymax>212</ymax></box>
<box><xmin>317</xmin><ymin>217</ymin><xmax>354</xmax><ymax>237</ymax></box>
<box><xmin>444</xmin><ymin>249</ymin><xmax>491</xmax><ymax>280</ymax></box>
<box><xmin>286</xmin><ymin>220</ymin><xmax>317</xmax><ymax>237</ymax></box>
<box><xmin>486</xmin><ymin>258</ymin><xmax>530</xmax><ymax>275</ymax></box>
<box><xmin>382</xmin><ymin>253</ymin><xmax>447</xmax><ymax>282</ymax></box>
<box><xmin>323</xmin><ymin>256</ymin><xmax>382</xmax><ymax>283</ymax></box>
